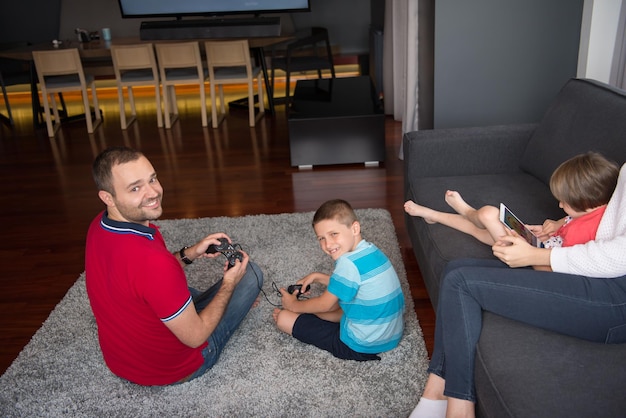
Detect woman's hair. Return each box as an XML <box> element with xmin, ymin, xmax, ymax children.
<box><xmin>92</xmin><ymin>146</ymin><xmax>144</xmax><ymax>195</ymax></box>
<box><xmin>549</xmin><ymin>152</ymin><xmax>619</xmax><ymax>212</ymax></box>
<box><xmin>312</xmin><ymin>199</ymin><xmax>358</xmax><ymax>228</ymax></box>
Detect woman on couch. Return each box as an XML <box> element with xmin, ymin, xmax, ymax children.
<box><xmin>410</xmin><ymin>162</ymin><xmax>626</xmax><ymax>418</ymax></box>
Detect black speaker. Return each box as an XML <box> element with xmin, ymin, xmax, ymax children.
<box><xmin>140</xmin><ymin>17</ymin><xmax>281</xmax><ymax>40</ymax></box>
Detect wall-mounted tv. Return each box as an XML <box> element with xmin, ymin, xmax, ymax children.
<box><xmin>118</xmin><ymin>0</ymin><xmax>311</xmax><ymax>19</ymax></box>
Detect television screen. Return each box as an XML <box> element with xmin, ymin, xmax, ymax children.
<box><xmin>118</xmin><ymin>0</ymin><xmax>311</xmax><ymax>18</ymax></box>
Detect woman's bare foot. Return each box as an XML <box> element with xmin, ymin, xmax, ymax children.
<box><xmin>404</xmin><ymin>200</ymin><xmax>438</xmax><ymax>224</ymax></box>
<box><xmin>445</xmin><ymin>191</ymin><xmax>476</xmax><ymax>218</ymax></box>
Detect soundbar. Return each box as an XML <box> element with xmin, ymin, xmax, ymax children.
<box><xmin>140</xmin><ymin>17</ymin><xmax>281</xmax><ymax>40</ymax></box>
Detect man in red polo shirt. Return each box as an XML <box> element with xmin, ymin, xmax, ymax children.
<box><xmin>85</xmin><ymin>146</ymin><xmax>263</xmax><ymax>385</ymax></box>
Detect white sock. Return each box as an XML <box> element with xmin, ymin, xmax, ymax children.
<box><xmin>408</xmin><ymin>397</ymin><xmax>448</xmax><ymax>418</ymax></box>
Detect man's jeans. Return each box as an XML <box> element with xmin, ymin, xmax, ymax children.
<box><xmin>183</xmin><ymin>261</ymin><xmax>263</xmax><ymax>382</ymax></box>
<box><xmin>428</xmin><ymin>258</ymin><xmax>626</xmax><ymax>402</ymax></box>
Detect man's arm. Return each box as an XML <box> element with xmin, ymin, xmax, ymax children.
<box><xmin>164</xmin><ymin>252</ymin><xmax>249</xmax><ymax>348</ymax></box>
<box><xmin>173</xmin><ymin>232</ymin><xmax>232</xmax><ymax>267</ymax></box>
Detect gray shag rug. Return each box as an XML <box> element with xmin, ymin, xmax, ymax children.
<box><xmin>0</xmin><ymin>209</ymin><xmax>429</xmax><ymax>417</ymax></box>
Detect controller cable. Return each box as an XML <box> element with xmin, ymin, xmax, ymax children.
<box><xmin>198</xmin><ymin>243</ymin><xmax>308</xmax><ymax>308</ymax></box>
<box><xmin>238</xmin><ymin>244</ymin><xmax>310</xmax><ymax>307</ymax></box>
<box><xmin>254</xmin><ymin>271</ymin><xmax>311</xmax><ymax>307</ymax></box>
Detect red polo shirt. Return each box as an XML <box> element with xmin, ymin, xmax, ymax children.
<box><xmin>85</xmin><ymin>211</ymin><xmax>205</xmax><ymax>385</ymax></box>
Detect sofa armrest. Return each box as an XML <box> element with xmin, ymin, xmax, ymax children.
<box><xmin>403</xmin><ymin>124</ymin><xmax>537</xmax><ymax>179</ymax></box>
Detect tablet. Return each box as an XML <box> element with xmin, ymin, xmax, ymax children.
<box><xmin>499</xmin><ymin>203</ymin><xmax>542</xmax><ymax>247</ymax></box>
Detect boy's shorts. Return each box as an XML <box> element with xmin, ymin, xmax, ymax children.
<box><xmin>292</xmin><ymin>313</ymin><xmax>380</xmax><ymax>361</ymax></box>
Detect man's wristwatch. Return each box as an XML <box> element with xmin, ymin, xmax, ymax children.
<box><xmin>179</xmin><ymin>246</ymin><xmax>193</xmax><ymax>265</ymax></box>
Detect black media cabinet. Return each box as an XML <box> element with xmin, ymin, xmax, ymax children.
<box><xmin>287</xmin><ymin>76</ymin><xmax>385</xmax><ymax>168</ymax></box>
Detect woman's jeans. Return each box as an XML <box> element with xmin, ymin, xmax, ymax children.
<box><xmin>183</xmin><ymin>261</ymin><xmax>263</xmax><ymax>382</ymax></box>
<box><xmin>428</xmin><ymin>258</ymin><xmax>626</xmax><ymax>402</ymax></box>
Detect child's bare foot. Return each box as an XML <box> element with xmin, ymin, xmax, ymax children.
<box><xmin>404</xmin><ymin>200</ymin><xmax>438</xmax><ymax>224</ymax></box>
<box><xmin>272</xmin><ymin>308</ymin><xmax>282</xmax><ymax>324</ymax></box>
<box><xmin>444</xmin><ymin>191</ymin><xmax>475</xmax><ymax>217</ymax></box>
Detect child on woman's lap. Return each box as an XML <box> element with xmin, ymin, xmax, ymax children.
<box><xmin>405</xmin><ymin>152</ymin><xmax>620</xmax><ymax>269</ymax></box>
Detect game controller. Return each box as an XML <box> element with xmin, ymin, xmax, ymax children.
<box><xmin>287</xmin><ymin>284</ymin><xmax>311</xmax><ymax>298</ymax></box>
<box><xmin>206</xmin><ymin>238</ymin><xmax>244</xmax><ymax>269</ymax></box>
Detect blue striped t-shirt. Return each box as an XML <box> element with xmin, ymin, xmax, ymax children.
<box><xmin>327</xmin><ymin>240</ymin><xmax>405</xmax><ymax>354</ymax></box>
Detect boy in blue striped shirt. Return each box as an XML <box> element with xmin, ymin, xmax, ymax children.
<box><xmin>273</xmin><ymin>199</ymin><xmax>405</xmax><ymax>360</ymax></box>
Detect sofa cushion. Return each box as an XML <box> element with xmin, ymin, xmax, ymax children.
<box><xmin>520</xmin><ymin>78</ymin><xmax>626</xmax><ymax>185</ymax></box>
<box><xmin>475</xmin><ymin>313</ymin><xmax>626</xmax><ymax>418</ymax></box>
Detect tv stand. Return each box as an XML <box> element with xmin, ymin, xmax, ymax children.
<box><xmin>140</xmin><ymin>17</ymin><xmax>281</xmax><ymax>40</ymax></box>
<box><xmin>288</xmin><ymin>77</ymin><xmax>385</xmax><ymax>168</ymax></box>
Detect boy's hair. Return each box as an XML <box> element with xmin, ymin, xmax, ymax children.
<box><xmin>549</xmin><ymin>152</ymin><xmax>619</xmax><ymax>212</ymax></box>
<box><xmin>92</xmin><ymin>146</ymin><xmax>144</xmax><ymax>195</ymax></box>
<box><xmin>312</xmin><ymin>199</ymin><xmax>358</xmax><ymax>228</ymax></box>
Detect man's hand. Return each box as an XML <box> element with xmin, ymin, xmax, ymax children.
<box><xmin>222</xmin><ymin>250</ymin><xmax>249</xmax><ymax>288</ymax></box>
<box><xmin>165</xmin><ymin>249</ymin><xmax>250</xmax><ymax>348</ymax></box>
<box><xmin>198</xmin><ymin>233</ymin><xmax>232</xmax><ymax>259</ymax></box>
<box><xmin>183</xmin><ymin>233</ymin><xmax>233</xmax><ymax>263</ymax></box>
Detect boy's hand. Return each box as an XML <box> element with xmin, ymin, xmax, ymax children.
<box><xmin>297</xmin><ymin>276</ymin><xmax>315</xmax><ymax>294</ymax></box>
<box><xmin>279</xmin><ymin>287</ymin><xmax>299</xmax><ymax>311</ymax></box>
<box><xmin>530</xmin><ymin>218</ymin><xmax>566</xmax><ymax>241</ymax></box>
<box><xmin>300</xmin><ymin>272</ymin><xmax>330</xmax><ymax>287</ymax></box>
<box><xmin>540</xmin><ymin>219</ymin><xmax>561</xmax><ymax>235</ymax></box>
<box><xmin>526</xmin><ymin>224</ymin><xmax>546</xmax><ymax>240</ymax></box>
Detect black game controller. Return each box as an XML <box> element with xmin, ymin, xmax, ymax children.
<box><xmin>287</xmin><ymin>284</ymin><xmax>311</xmax><ymax>298</ymax></box>
<box><xmin>206</xmin><ymin>238</ymin><xmax>243</xmax><ymax>269</ymax></box>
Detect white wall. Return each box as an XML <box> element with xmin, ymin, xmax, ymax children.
<box><xmin>578</xmin><ymin>0</ymin><xmax>625</xmax><ymax>84</ymax></box>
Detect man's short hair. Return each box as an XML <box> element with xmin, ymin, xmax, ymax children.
<box><xmin>312</xmin><ymin>199</ymin><xmax>358</xmax><ymax>228</ymax></box>
<box><xmin>93</xmin><ymin>146</ymin><xmax>144</xmax><ymax>195</ymax></box>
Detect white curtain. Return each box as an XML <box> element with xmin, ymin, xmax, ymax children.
<box><xmin>383</xmin><ymin>0</ymin><xmax>419</xmax><ymax>158</ymax></box>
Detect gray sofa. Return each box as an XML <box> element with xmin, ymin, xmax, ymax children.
<box><xmin>403</xmin><ymin>78</ymin><xmax>626</xmax><ymax>417</ymax></box>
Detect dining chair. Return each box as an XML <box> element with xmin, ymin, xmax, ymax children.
<box><xmin>204</xmin><ymin>39</ymin><xmax>264</xmax><ymax>128</ymax></box>
<box><xmin>0</xmin><ymin>60</ymin><xmax>30</xmax><ymax>127</ymax></box>
<box><xmin>110</xmin><ymin>43</ymin><xmax>163</xmax><ymax>130</ymax></box>
<box><xmin>269</xmin><ymin>27</ymin><xmax>335</xmax><ymax>104</ymax></box>
<box><xmin>0</xmin><ymin>42</ymin><xmax>32</xmax><ymax>127</ymax></box>
<box><xmin>32</xmin><ymin>48</ymin><xmax>101</xmax><ymax>137</ymax></box>
<box><xmin>154</xmin><ymin>42</ymin><xmax>208</xmax><ymax>128</ymax></box>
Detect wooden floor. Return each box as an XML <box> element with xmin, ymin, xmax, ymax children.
<box><xmin>0</xmin><ymin>82</ymin><xmax>435</xmax><ymax>375</ymax></box>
